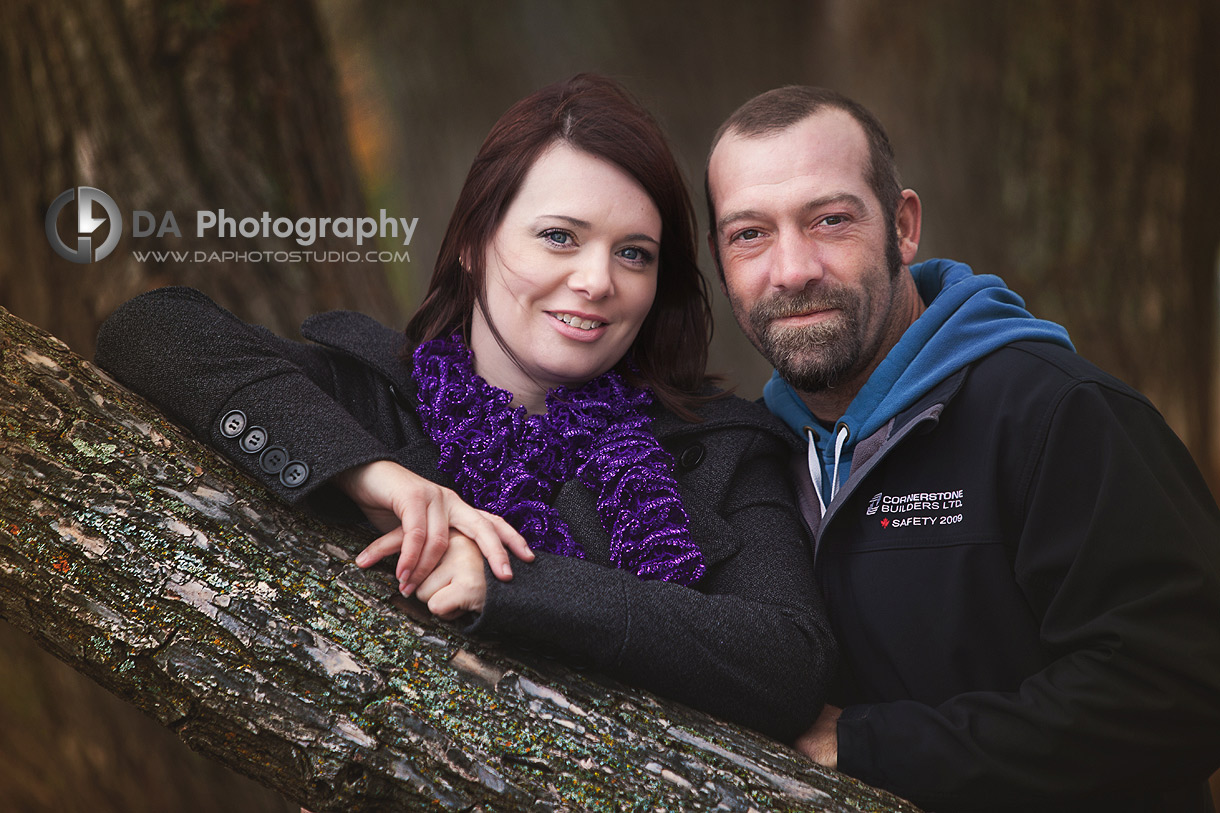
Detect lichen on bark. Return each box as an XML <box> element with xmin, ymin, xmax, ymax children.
<box><xmin>0</xmin><ymin>306</ymin><xmax>920</xmax><ymax>812</ymax></box>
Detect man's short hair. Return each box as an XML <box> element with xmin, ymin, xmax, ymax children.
<box><xmin>704</xmin><ymin>86</ymin><xmax>903</xmax><ymax>276</ymax></box>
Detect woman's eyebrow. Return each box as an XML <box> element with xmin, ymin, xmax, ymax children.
<box><xmin>537</xmin><ymin>215</ymin><xmax>658</xmax><ymax>245</ymax></box>
<box><xmin>539</xmin><ymin>214</ymin><xmax>592</xmax><ymax>229</ymax></box>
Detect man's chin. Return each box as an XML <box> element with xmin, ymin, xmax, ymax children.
<box><xmin>775</xmin><ymin>365</ymin><xmax>840</xmax><ymax>393</ymax></box>
<box><xmin>762</xmin><ymin>335</ymin><xmax>861</xmax><ymax>394</ymax></box>
<box><xmin>760</xmin><ymin>325</ymin><xmax>840</xmax><ymax>359</ymax></box>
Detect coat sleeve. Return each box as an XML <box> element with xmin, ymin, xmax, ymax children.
<box><xmin>835</xmin><ymin>381</ymin><xmax>1220</xmax><ymax>811</ymax></box>
<box><xmin>97</xmin><ymin>288</ymin><xmax>836</xmax><ymax>742</ymax></box>
<box><xmin>468</xmin><ymin>427</ymin><xmax>837</xmax><ymax>743</ymax></box>
<box><xmin>94</xmin><ymin>287</ymin><xmax>395</xmax><ymax>507</ymax></box>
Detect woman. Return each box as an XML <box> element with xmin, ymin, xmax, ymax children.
<box><xmin>95</xmin><ymin>75</ymin><xmax>833</xmax><ymax>742</ymax></box>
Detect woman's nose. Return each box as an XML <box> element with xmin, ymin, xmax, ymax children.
<box><xmin>567</xmin><ymin>252</ymin><xmax>615</xmax><ymax>299</ymax></box>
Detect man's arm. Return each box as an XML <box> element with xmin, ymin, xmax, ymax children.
<box><xmin>795</xmin><ymin>704</ymin><xmax>841</xmax><ymax>769</ymax></box>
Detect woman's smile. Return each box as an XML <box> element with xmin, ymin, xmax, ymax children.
<box><xmin>469</xmin><ymin>142</ymin><xmax>661</xmax><ymax>412</ymax></box>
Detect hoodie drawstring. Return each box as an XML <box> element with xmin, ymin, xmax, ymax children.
<box><xmin>806</xmin><ymin>424</ymin><xmax>850</xmax><ymax>518</ymax></box>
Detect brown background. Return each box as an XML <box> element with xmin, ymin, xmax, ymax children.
<box><xmin>1</xmin><ymin>0</ymin><xmax>1217</xmax><ymax>809</ymax></box>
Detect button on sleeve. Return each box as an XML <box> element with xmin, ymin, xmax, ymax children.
<box><xmin>259</xmin><ymin>445</ymin><xmax>289</xmax><ymax>474</ymax></box>
<box><xmin>219</xmin><ymin>409</ymin><xmax>247</xmax><ymax>438</ymax></box>
<box><xmin>239</xmin><ymin>426</ymin><xmax>268</xmax><ymax>453</ymax></box>
<box><xmin>280</xmin><ymin>460</ymin><xmax>310</xmax><ymax>488</ymax></box>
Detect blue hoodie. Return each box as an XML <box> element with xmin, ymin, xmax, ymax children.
<box><xmin>763</xmin><ymin>258</ymin><xmax>1074</xmax><ymax>514</ymax></box>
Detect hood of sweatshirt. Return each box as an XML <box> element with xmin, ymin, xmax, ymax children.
<box><xmin>763</xmin><ymin>258</ymin><xmax>1074</xmax><ymax>514</ymax></box>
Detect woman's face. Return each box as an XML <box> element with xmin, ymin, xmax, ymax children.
<box><xmin>469</xmin><ymin>142</ymin><xmax>661</xmax><ymax>412</ymax></box>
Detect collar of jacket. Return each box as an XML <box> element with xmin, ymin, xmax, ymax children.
<box><xmin>796</xmin><ymin>364</ymin><xmax>971</xmax><ymax>561</ymax></box>
<box><xmin>296</xmin><ymin>310</ymin><xmax>800</xmax><ymax>449</ymax></box>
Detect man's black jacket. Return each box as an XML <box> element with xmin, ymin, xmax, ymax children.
<box><xmin>799</xmin><ymin>340</ymin><xmax>1220</xmax><ymax>811</ymax></box>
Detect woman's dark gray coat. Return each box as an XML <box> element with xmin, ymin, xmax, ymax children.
<box><xmin>96</xmin><ymin>287</ymin><xmax>835</xmax><ymax>742</ymax></box>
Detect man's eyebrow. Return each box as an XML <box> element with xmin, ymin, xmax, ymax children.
<box><xmin>715</xmin><ymin>192</ymin><xmax>869</xmax><ymax>234</ymax></box>
<box><xmin>801</xmin><ymin>192</ymin><xmax>868</xmax><ymax>216</ymax></box>
<box><xmin>715</xmin><ymin>208</ymin><xmax>767</xmax><ymax>234</ymax></box>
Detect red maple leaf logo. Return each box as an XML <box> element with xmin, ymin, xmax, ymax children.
<box><xmin>880</xmin><ymin>518</ymin><xmax>890</xmax><ymax>528</ymax></box>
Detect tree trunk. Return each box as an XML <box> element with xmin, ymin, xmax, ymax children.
<box><xmin>0</xmin><ymin>306</ymin><xmax>919</xmax><ymax>812</ymax></box>
<box><xmin>1</xmin><ymin>1</ymin><xmax>405</xmax><ymax>805</ymax></box>
<box><xmin>0</xmin><ymin>0</ymin><xmax>401</xmax><ymax>359</ymax></box>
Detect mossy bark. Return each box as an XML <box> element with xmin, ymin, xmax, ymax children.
<box><xmin>0</xmin><ymin>306</ymin><xmax>919</xmax><ymax>812</ymax></box>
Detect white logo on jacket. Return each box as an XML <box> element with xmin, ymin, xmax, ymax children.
<box><xmin>868</xmin><ymin>488</ymin><xmax>966</xmax><ymax>528</ymax></box>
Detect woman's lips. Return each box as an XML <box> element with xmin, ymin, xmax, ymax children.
<box><xmin>550</xmin><ymin>311</ymin><xmax>606</xmax><ymax>330</ymax></box>
<box><xmin>548</xmin><ymin>310</ymin><xmax>609</xmax><ymax>341</ymax></box>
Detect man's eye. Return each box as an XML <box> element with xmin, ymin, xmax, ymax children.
<box><xmin>734</xmin><ymin>228</ymin><xmax>762</xmax><ymax>242</ymax></box>
<box><xmin>821</xmin><ymin>215</ymin><xmax>847</xmax><ymax>227</ymax></box>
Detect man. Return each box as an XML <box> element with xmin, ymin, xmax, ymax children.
<box><xmin>705</xmin><ymin>86</ymin><xmax>1220</xmax><ymax>812</ymax></box>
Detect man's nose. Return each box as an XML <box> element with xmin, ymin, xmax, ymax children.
<box><xmin>769</xmin><ymin>231</ymin><xmax>825</xmax><ymax>291</ymax></box>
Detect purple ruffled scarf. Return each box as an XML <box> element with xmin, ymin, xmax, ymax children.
<box><xmin>412</xmin><ymin>334</ymin><xmax>705</xmax><ymax>585</ymax></box>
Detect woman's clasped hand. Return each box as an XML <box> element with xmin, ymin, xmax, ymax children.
<box><xmin>336</xmin><ymin>459</ymin><xmax>533</xmax><ymax>603</ymax></box>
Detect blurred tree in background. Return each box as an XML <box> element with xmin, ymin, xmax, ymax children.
<box><xmin>0</xmin><ymin>0</ymin><xmax>389</xmax><ymax>808</ymax></box>
<box><xmin>324</xmin><ymin>0</ymin><xmax>1219</xmax><ymax>486</ymax></box>
<box><xmin>813</xmin><ymin>0</ymin><xmax>1220</xmax><ymax>491</ymax></box>
<box><xmin>1</xmin><ymin>0</ymin><xmax>1216</xmax><ymax>809</ymax></box>
<box><xmin>0</xmin><ymin>0</ymin><xmax>398</xmax><ymax>357</ymax></box>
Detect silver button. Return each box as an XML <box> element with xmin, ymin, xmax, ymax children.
<box><xmin>280</xmin><ymin>461</ymin><xmax>309</xmax><ymax>488</ymax></box>
<box><xmin>220</xmin><ymin>410</ymin><xmax>247</xmax><ymax>438</ymax></box>
<box><xmin>240</xmin><ymin>426</ymin><xmax>268</xmax><ymax>454</ymax></box>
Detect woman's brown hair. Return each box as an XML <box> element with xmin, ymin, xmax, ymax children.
<box><xmin>405</xmin><ymin>74</ymin><xmax>714</xmax><ymax>420</ymax></box>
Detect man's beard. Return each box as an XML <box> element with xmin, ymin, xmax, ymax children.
<box><xmin>721</xmin><ymin>213</ymin><xmax>906</xmax><ymax>394</ymax></box>
<box><xmin>739</xmin><ymin>285</ymin><xmax>867</xmax><ymax>393</ymax></box>
<box><xmin>734</xmin><ymin>231</ymin><xmax>902</xmax><ymax>394</ymax></box>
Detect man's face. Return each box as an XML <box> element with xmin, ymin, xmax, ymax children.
<box><xmin>708</xmin><ymin>110</ymin><xmax>907</xmax><ymax>395</ymax></box>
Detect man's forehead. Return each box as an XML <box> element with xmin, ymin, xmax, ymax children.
<box><xmin>708</xmin><ymin>109</ymin><xmax>871</xmax><ymax>204</ymax></box>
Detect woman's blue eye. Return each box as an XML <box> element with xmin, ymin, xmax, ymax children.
<box><xmin>542</xmin><ymin>229</ymin><xmax>572</xmax><ymax>245</ymax></box>
<box><xmin>619</xmin><ymin>246</ymin><xmax>654</xmax><ymax>264</ymax></box>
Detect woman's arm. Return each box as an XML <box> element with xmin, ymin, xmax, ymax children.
<box><xmin>464</xmin><ymin>426</ymin><xmax>836</xmax><ymax>743</ymax></box>
<box><xmin>95</xmin><ymin>287</ymin><xmax>529</xmax><ymax>582</ymax></box>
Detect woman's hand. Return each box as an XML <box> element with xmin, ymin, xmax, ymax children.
<box><xmin>415</xmin><ymin>533</ymin><xmax>487</xmax><ymax>620</ymax></box>
<box><xmin>335</xmin><ymin>460</ymin><xmax>533</xmax><ymax>593</ymax></box>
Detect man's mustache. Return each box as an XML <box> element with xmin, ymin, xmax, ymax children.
<box><xmin>751</xmin><ymin>288</ymin><xmax>856</xmax><ymax>322</ymax></box>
